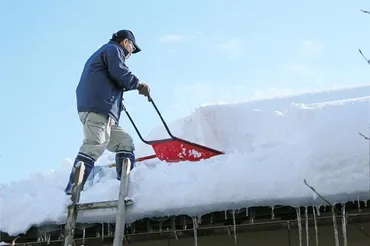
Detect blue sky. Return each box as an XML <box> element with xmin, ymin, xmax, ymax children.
<box><xmin>0</xmin><ymin>0</ymin><xmax>369</xmax><ymax>183</ymax></box>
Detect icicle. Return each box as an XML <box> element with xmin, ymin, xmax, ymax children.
<box><xmin>331</xmin><ymin>205</ymin><xmax>340</xmax><ymax>246</ymax></box>
<box><xmin>227</xmin><ymin>225</ymin><xmax>231</xmax><ymax>236</ymax></box>
<box><xmin>101</xmin><ymin>223</ymin><xmax>104</xmax><ymax>240</ymax></box>
<box><xmin>232</xmin><ymin>210</ymin><xmax>237</xmax><ymax>245</ymax></box>
<box><xmin>296</xmin><ymin>208</ymin><xmax>303</xmax><ymax>246</ymax></box>
<box><xmin>183</xmin><ymin>216</ymin><xmax>187</xmax><ymax>230</ymax></box>
<box><xmin>46</xmin><ymin>233</ymin><xmax>51</xmax><ymax>245</ymax></box>
<box><xmin>342</xmin><ymin>203</ymin><xmax>348</xmax><ymax>246</ymax></box>
<box><xmin>357</xmin><ymin>196</ymin><xmax>361</xmax><ymax>212</ymax></box>
<box><xmin>249</xmin><ymin>208</ymin><xmax>255</xmax><ymax>224</ymax></box>
<box><xmin>313</xmin><ymin>206</ymin><xmax>319</xmax><ymax>246</ymax></box>
<box><xmin>210</xmin><ymin>213</ymin><xmax>214</xmax><ymax>224</ymax></box>
<box><xmin>171</xmin><ymin>216</ymin><xmax>179</xmax><ymax>240</ymax></box>
<box><xmin>316</xmin><ymin>206</ymin><xmax>321</xmax><ymax>216</ymax></box>
<box><xmin>287</xmin><ymin>221</ymin><xmax>292</xmax><ymax>244</ymax></box>
<box><xmin>224</xmin><ymin>210</ymin><xmax>228</xmax><ymax>220</ymax></box>
<box><xmin>305</xmin><ymin>207</ymin><xmax>309</xmax><ymax>246</ymax></box>
<box><xmin>82</xmin><ymin>229</ymin><xmax>86</xmax><ymax>246</ymax></box>
<box><xmin>146</xmin><ymin>220</ymin><xmax>153</xmax><ymax>233</ymax></box>
<box><xmin>246</xmin><ymin>207</ymin><xmax>249</xmax><ymax>217</ymax></box>
<box><xmin>108</xmin><ymin>223</ymin><xmax>112</xmax><ymax>236</ymax></box>
<box><xmin>197</xmin><ymin>215</ymin><xmax>202</xmax><ymax>224</ymax></box>
<box><xmin>124</xmin><ymin>235</ymin><xmax>129</xmax><ymax>245</ymax></box>
<box><xmin>271</xmin><ymin>206</ymin><xmax>275</xmax><ymax>220</ymax></box>
<box><xmin>58</xmin><ymin>226</ymin><xmax>64</xmax><ymax>240</ymax></box>
<box><xmin>159</xmin><ymin>220</ymin><xmax>163</xmax><ymax>232</ymax></box>
<box><xmin>39</xmin><ymin>232</ymin><xmax>51</xmax><ymax>244</ymax></box>
<box><xmin>192</xmin><ymin>216</ymin><xmax>198</xmax><ymax>246</ymax></box>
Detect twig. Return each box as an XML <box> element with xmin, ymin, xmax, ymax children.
<box><xmin>360</xmin><ymin>9</ymin><xmax>370</xmax><ymax>15</ymax></box>
<box><xmin>359</xmin><ymin>49</ymin><xmax>370</xmax><ymax>65</ymax></box>
<box><xmin>359</xmin><ymin>132</ymin><xmax>370</xmax><ymax>140</ymax></box>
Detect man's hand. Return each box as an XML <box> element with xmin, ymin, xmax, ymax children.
<box><xmin>137</xmin><ymin>82</ymin><xmax>151</xmax><ymax>102</ymax></box>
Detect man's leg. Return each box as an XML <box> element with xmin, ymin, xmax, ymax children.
<box><xmin>106</xmin><ymin>123</ymin><xmax>136</xmax><ymax>180</ymax></box>
<box><xmin>64</xmin><ymin>112</ymin><xmax>115</xmax><ymax>195</ymax></box>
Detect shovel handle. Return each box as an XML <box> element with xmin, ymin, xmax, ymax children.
<box><xmin>122</xmin><ymin>96</ymin><xmax>175</xmax><ymax>145</ymax></box>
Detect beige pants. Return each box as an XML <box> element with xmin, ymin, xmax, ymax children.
<box><xmin>78</xmin><ymin>112</ymin><xmax>135</xmax><ymax>161</ymax></box>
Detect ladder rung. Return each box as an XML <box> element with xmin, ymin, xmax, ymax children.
<box><xmin>77</xmin><ymin>200</ymin><xmax>118</xmax><ymax>210</ymax></box>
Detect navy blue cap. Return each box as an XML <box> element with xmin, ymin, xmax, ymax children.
<box><xmin>112</xmin><ymin>29</ymin><xmax>141</xmax><ymax>53</ymax></box>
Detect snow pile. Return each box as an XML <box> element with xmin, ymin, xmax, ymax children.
<box><xmin>0</xmin><ymin>85</ymin><xmax>369</xmax><ymax>236</ymax></box>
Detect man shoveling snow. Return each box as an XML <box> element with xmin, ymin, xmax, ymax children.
<box><xmin>64</xmin><ymin>29</ymin><xmax>151</xmax><ymax>195</ymax></box>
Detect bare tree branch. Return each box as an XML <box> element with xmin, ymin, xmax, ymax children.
<box><xmin>359</xmin><ymin>132</ymin><xmax>370</xmax><ymax>140</ymax></box>
<box><xmin>359</xmin><ymin>49</ymin><xmax>370</xmax><ymax>64</ymax></box>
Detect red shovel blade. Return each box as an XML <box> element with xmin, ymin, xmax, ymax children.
<box><xmin>149</xmin><ymin>138</ymin><xmax>223</xmax><ymax>162</ymax></box>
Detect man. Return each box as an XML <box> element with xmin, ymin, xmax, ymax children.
<box><xmin>64</xmin><ymin>29</ymin><xmax>150</xmax><ymax>195</ymax></box>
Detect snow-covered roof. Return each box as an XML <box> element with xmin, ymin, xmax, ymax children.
<box><xmin>0</xmin><ymin>85</ymin><xmax>369</xmax><ymax>236</ymax></box>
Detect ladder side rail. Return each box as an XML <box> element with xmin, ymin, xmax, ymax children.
<box><xmin>113</xmin><ymin>158</ymin><xmax>132</xmax><ymax>246</ymax></box>
<box><xmin>63</xmin><ymin>161</ymin><xmax>85</xmax><ymax>246</ymax></box>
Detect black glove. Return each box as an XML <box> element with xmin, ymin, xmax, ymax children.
<box><xmin>137</xmin><ymin>82</ymin><xmax>151</xmax><ymax>102</ymax></box>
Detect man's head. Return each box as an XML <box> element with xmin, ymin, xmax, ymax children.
<box><xmin>111</xmin><ymin>29</ymin><xmax>141</xmax><ymax>59</ymax></box>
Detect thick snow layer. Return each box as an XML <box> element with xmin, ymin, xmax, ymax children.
<box><xmin>0</xmin><ymin>85</ymin><xmax>369</xmax><ymax>236</ymax></box>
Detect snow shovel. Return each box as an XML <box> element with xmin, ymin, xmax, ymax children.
<box><xmin>122</xmin><ymin>97</ymin><xmax>224</xmax><ymax>163</ymax></box>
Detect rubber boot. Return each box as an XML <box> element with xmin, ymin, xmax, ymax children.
<box><xmin>115</xmin><ymin>150</ymin><xmax>135</xmax><ymax>181</ymax></box>
<box><xmin>115</xmin><ymin>150</ymin><xmax>135</xmax><ymax>205</ymax></box>
<box><xmin>64</xmin><ymin>153</ymin><xmax>95</xmax><ymax>195</ymax></box>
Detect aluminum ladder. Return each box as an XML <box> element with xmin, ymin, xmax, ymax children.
<box><xmin>63</xmin><ymin>158</ymin><xmax>132</xmax><ymax>246</ymax></box>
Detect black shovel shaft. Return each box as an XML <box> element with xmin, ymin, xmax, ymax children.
<box><xmin>121</xmin><ymin>97</ymin><xmax>175</xmax><ymax>145</ymax></box>
<box><xmin>150</xmin><ymin>98</ymin><xmax>175</xmax><ymax>139</ymax></box>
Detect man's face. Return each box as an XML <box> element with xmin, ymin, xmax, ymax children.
<box><xmin>121</xmin><ymin>38</ymin><xmax>136</xmax><ymax>59</ymax></box>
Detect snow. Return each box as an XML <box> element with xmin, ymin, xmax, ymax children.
<box><xmin>0</xmin><ymin>85</ymin><xmax>369</xmax><ymax>236</ymax></box>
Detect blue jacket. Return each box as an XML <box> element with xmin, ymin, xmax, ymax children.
<box><xmin>76</xmin><ymin>40</ymin><xmax>140</xmax><ymax>123</ymax></box>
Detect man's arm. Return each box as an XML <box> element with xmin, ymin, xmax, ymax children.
<box><xmin>103</xmin><ymin>45</ymin><xmax>140</xmax><ymax>90</ymax></box>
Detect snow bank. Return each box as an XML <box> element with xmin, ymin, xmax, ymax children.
<box><xmin>0</xmin><ymin>85</ymin><xmax>369</xmax><ymax>236</ymax></box>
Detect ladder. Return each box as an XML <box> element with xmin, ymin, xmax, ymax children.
<box><xmin>63</xmin><ymin>158</ymin><xmax>132</xmax><ymax>246</ymax></box>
